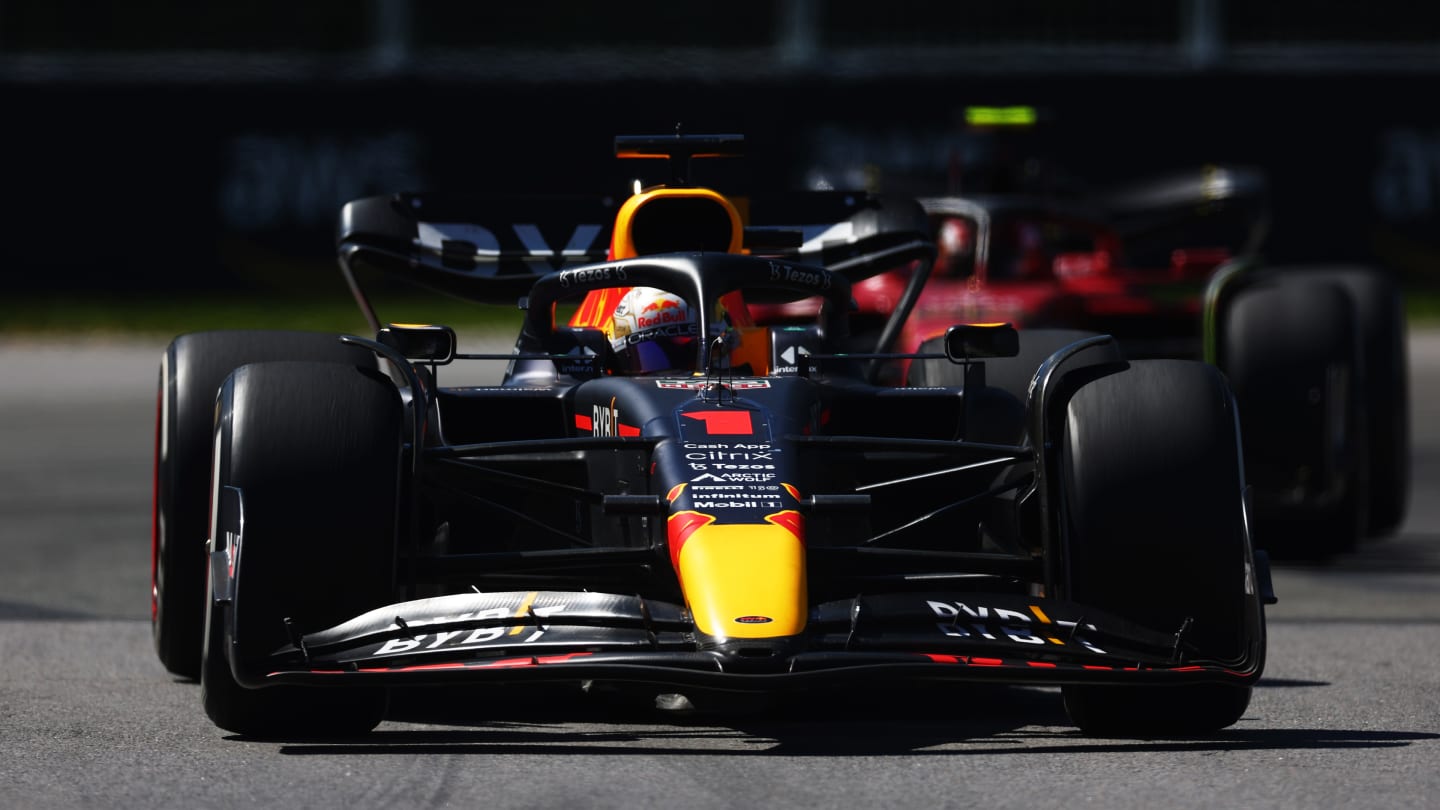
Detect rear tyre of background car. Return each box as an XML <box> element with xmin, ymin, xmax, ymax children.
<box><xmin>200</xmin><ymin>361</ymin><xmax>400</xmax><ymax>737</ymax></box>
<box><xmin>153</xmin><ymin>331</ymin><xmax>376</xmax><ymax>679</ymax></box>
<box><xmin>1059</xmin><ymin>360</ymin><xmax>1261</xmax><ymax>736</ymax></box>
<box><xmin>1217</xmin><ymin>278</ymin><xmax>1366</xmax><ymax>558</ymax></box>
<box><xmin>1295</xmin><ymin>266</ymin><xmax>1409</xmax><ymax>537</ymax></box>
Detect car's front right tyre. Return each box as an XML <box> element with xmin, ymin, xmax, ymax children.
<box><xmin>153</xmin><ymin>331</ymin><xmax>375</xmax><ymax>679</ymax></box>
<box><xmin>200</xmin><ymin>360</ymin><xmax>400</xmax><ymax>737</ymax></box>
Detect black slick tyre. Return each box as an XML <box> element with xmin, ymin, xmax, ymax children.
<box><xmin>1301</xmin><ymin>267</ymin><xmax>1409</xmax><ymax>536</ymax></box>
<box><xmin>1217</xmin><ymin>277</ymin><xmax>1366</xmax><ymax>557</ymax></box>
<box><xmin>200</xmin><ymin>361</ymin><xmax>400</xmax><ymax>737</ymax></box>
<box><xmin>152</xmin><ymin>331</ymin><xmax>375</xmax><ymax>678</ymax></box>
<box><xmin>1058</xmin><ymin>360</ymin><xmax>1260</xmax><ymax>736</ymax></box>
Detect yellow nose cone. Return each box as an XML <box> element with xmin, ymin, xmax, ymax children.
<box><xmin>675</xmin><ymin>521</ymin><xmax>807</xmax><ymax>639</ymax></box>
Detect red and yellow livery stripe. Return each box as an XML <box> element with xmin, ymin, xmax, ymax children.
<box><xmin>668</xmin><ymin>510</ymin><xmax>807</xmax><ymax>639</ymax></box>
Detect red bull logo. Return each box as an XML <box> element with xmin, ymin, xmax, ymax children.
<box><xmin>636</xmin><ymin>297</ymin><xmax>689</xmax><ymax>330</ymax></box>
<box><xmin>611</xmin><ymin>288</ymin><xmax>692</xmax><ymax>342</ymax></box>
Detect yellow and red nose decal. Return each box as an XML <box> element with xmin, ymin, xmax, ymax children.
<box><xmin>668</xmin><ymin>513</ymin><xmax>807</xmax><ymax>638</ymax></box>
<box><xmin>667</xmin><ymin>510</ymin><xmax>715</xmax><ymax>555</ymax></box>
<box><xmin>765</xmin><ymin>509</ymin><xmax>804</xmax><ymax>539</ymax></box>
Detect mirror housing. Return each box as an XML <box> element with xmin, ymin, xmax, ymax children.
<box><xmin>944</xmin><ymin>323</ymin><xmax>1019</xmax><ymax>361</ymax></box>
<box><xmin>378</xmin><ymin>324</ymin><xmax>457</xmax><ymax>364</ymax></box>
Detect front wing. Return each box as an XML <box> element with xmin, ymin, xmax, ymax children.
<box><xmin>238</xmin><ymin>590</ymin><xmax>1263</xmax><ymax>690</ymax></box>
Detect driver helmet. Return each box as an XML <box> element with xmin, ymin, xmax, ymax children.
<box><xmin>603</xmin><ymin>287</ymin><xmax>701</xmax><ymax>374</ymax></box>
<box><xmin>936</xmin><ymin>216</ymin><xmax>976</xmax><ymax>276</ymax></box>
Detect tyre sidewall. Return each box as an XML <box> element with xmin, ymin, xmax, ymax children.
<box><xmin>1218</xmin><ymin>276</ymin><xmax>1367</xmax><ymax>556</ymax></box>
<box><xmin>152</xmin><ymin>331</ymin><xmax>375</xmax><ymax>677</ymax></box>
<box><xmin>201</xmin><ymin>360</ymin><xmax>399</xmax><ymax>736</ymax></box>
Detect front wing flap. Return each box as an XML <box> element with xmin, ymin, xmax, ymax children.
<box><xmin>248</xmin><ymin>590</ymin><xmax>1261</xmax><ymax>689</ymax></box>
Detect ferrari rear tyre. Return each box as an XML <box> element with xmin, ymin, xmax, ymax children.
<box><xmin>200</xmin><ymin>361</ymin><xmax>400</xmax><ymax>737</ymax></box>
<box><xmin>1059</xmin><ymin>360</ymin><xmax>1260</xmax><ymax>736</ymax></box>
<box><xmin>153</xmin><ymin>331</ymin><xmax>375</xmax><ymax>678</ymax></box>
<box><xmin>1300</xmin><ymin>267</ymin><xmax>1409</xmax><ymax>537</ymax></box>
<box><xmin>1218</xmin><ymin>277</ymin><xmax>1366</xmax><ymax>557</ymax></box>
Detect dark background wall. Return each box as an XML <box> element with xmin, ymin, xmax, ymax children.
<box><xmin>4</xmin><ymin>1</ymin><xmax>1439</xmax><ymax>295</ymax></box>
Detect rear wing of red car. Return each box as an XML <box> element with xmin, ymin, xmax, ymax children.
<box><xmin>1097</xmin><ymin>164</ymin><xmax>1271</xmax><ymax>258</ymax></box>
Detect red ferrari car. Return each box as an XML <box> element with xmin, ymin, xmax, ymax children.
<box><xmin>754</xmin><ymin>166</ymin><xmax>1409</xmax><ymax>558</ymax></box>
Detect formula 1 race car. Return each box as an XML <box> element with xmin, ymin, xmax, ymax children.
<box><xmin>151</xmin><ymin>135</ymin><xmax>1269</xmax><ymax>738</ymax></box>
<box><xmin>759</xmin><ymin>167</ymin><xmax>1408</xmax><ymax>558</ymax></box>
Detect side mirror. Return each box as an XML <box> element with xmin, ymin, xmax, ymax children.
<box><xmin>378</xmin><ymin>323</ymin><xmax>457</xmax><ymax>364</ymax></box>
<box><xmin>944</xmin><ymin>323</ymin><xmax>1019</xmax><ymax>361</ymax></box>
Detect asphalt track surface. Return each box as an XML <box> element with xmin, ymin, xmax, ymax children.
<box><xmin>2</xmin><ymin>331</ymin><xmax>1438</xmax><ymax>809</ymax></box>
